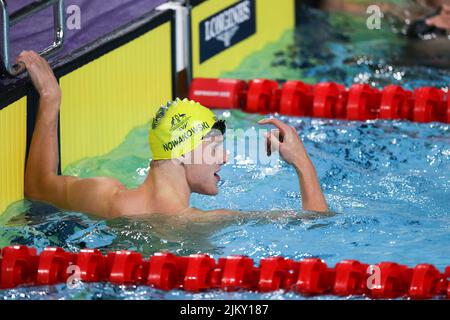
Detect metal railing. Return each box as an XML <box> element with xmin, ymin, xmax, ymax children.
<box><xmin>1</xmin><ymin>0</ymin><xmax>65</xmax><ymax>76</ymax></box>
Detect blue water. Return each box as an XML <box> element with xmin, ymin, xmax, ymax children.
<box><xmin>1</xmin><ymin>4</ymin><xmax>450</xmax><ymax>300</ymax></box>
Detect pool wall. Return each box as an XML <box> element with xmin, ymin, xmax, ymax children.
<box><xmin>0</xmin><ymin>9</ymin><xmax>177</xmax><ymax>215</ymax></box>
<box><xmin>0</xmin><ymin>98</ymin><xmax>26</xmax><ymax>216</ymax></box>
<box><xmin>0</xmin><ymin>0</ymin><xmax>298</xmax><ymax>216</ymax></box>
<box><xmin>57</xmin><ymin>15</ymin><xmax>175</xmax><ymax>171</ymax></box>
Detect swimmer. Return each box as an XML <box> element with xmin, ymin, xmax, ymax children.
<box><xmin>405</xmin><ymin>1</ymin><xmax>450</xmax><ymax>39</ymax></box>
<box><xmin>425</xmin><ymin>3</ymin><xmax>450</xmax><ymax>31</ymax></box>
<box><xmin>20</xmin><ymin>51</ymin><xmax>329</xmax><ymax>220</ymax></box>
<box><xmin>312</xmin><ymin>0</ymin><xmax>450</xmax><ymax>37</ymax></box>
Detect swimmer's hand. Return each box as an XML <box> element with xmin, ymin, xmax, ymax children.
<box><xmin>258</xmin><ymin>118</ymin><xmax>311</xmax><ymax>170</ymax></box>
<box><xmin>17</xmin><ymin>51</ymin><xmax>61</xmax><ymax>103</ymax></box>
<box><xmin>426</xmin><ymin>4</ymin><xmax>450</xmax><ymax>31</ymax></box>
<box><xmin>258</xmin><ymin>118</ymin><xmax>328</xmax><ymax>212</ymax></box>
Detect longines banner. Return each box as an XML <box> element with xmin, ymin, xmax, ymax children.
<box><xmin>199</xmin><ymin>0</ymin><xmax>256</xmax><ymax>63</ymax></box>
<box><xmin>190</xmin><ymin>0</ymin><xmax>295</xmax><ymax>78</ymax></box>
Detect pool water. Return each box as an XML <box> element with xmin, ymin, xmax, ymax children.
<box><xmin>1</xmin><ymin>4</ymin><xmax>449</xmax><ymax>299</ymax></box>
<box><xmin>223</xmin><ymin>3</ymin><xmax>450</xmax><ymax>88</ymax></box>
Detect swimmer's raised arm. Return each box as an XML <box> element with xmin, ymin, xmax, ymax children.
<box><xmin>258</xmin><ymin>118</ymin><xmax>328</xmax><ymax>212</ymax></box>
<box><xmin>197</xmin><ymin>118</ymin><xmax>328</xmax><ymax>217</ymax></box>
<box><xmin>20</xmin><ymin>51</ymin><xmax>124</xmax><ymax>219</ymax></box>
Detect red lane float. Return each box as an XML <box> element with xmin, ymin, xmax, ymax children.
<box><xmin>147</xmin><ymin>252</ymin><xmax>188</xmax><ymax>290</ymax></box>
<box><xmin>295</xmin><ymin>258</ymin><xmax>335</xmax><ymax>295</ymax></box>
<box><xmin>279</xmin><ymin>81</ymin><xmax>313</xmax><ymax>116</ymax></box>
<box><xmin>312</xmin><ymin>82</ymin><xmax>347</xmax><ymax>119</ymax></box>
<box><xmin>246</xmin><ymin>79</ymin><xmax>280</xmax><ymax>114</ymax></box>
<box><xmin>218</xmin><ymin>255</ymin><xmax>258</xmax><ymax>291</ymax></box>
<box><xmin>370</xmin><ymin>262</ymin><xmax>412</xmax><ymax>299</ymax></box>
<box><xmin>188</xmin><ymin>77</ymin><xmax>449</xmax><ymax>124</ymax></box>
<box><xmin>408</xmin><ymin>264</ymin><xmax>447</xmax><ymax>299</ymax></box>
<box><xmin>36</xmin><ymin>247</ymin><xmax>76</xmax><ymax>285</ymax></box>
<box><xmin>445</xmin><ymin>95</ymin><xmax>450</xmax><ymax>123</ymax></box>
<box><xmin>0</xmin><ymin>246</ymin><xmax>37</xmax><ymax>289</ymax></box>
<box><xmin>183</xmin><ymin>254</ymin><xmax>216</xmax><ymax>292</ymax></box>
<box><xmin>76</xmin><ymin>248</ymin><xmax>108</xmax><ymax>282</ymax></box>
<box><xmin>333</xmin><ymin>260</ymin><xmax>369</xmax><ymax>296</ymax></box>
<box><xmin>189</xmin><ymin>78</ymin><xmax>247</xmax><ymax>109</ymax></box>
<box><xmin>346</xmin><ymin>84</ymin><xmax>380</xmax><ymax>121</ymax></box>
<box><xmin>412</xmin><ymin>87</ymin><xmax>445</xmax><ymax>123</ymax></box>
<box><xmin>1</xmin><ymin>246</ymin><xmax>448</xmax><ymax>299</ymax></box>
<box><xmin>379</xmin><ymin>85</ymin><xmax>413</xmax><ymax>120</ymax></box>
<box><xmin>108</xmin><ymin>250</ymin><xmax>147</xmax><ymax>285</ymax></box>
<box><xmin>258</xmin><ymin>257</ymin><xmax>298</xmax><ymax>292</ymax></box>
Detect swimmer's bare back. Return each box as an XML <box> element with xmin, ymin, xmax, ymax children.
<box><xmin>21</xmin><ymin>51</ymin><xmax>329</xmax><ymax>220</ymax></box>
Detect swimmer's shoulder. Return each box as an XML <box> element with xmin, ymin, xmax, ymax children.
<box><xmin>107</xmin><ymin>184</ymin><xmax>150</xmax><ymax>218</ymax></box>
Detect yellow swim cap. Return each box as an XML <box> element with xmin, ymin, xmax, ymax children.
<box><xmin>149</xmin><ymin>98</ymin><xmax>219</xmax><ymax>160</ymax></box>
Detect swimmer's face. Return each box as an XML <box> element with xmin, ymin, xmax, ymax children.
<box><xmin>182</xmin><ymin>133</ymin><xmax>227</xmax><ymax>195</ymax></box>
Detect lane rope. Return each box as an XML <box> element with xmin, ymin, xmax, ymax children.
<box><xmin>189</xmin><ymin>78</ymin><xmax>450</xmax><ymax>124</ymax></box>
<box><xmin>1</xmin><ymin>245</ymin><xmax>449</xmax><ymax>299</ymax></box>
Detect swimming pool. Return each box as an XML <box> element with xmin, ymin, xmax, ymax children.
<box><xmin>0</xmin><ymin>4</ymin><xmax>449</xmax><ymax>300</ymax></box>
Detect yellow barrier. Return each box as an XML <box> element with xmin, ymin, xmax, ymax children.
<box><xmin>190</xmin><ymin>0</ymin><xmax>295</xmax><ymax>78</ymax></box>
<box><xmin>0</xmin><ymin>98</ymin><xmax>27</xmax><ymax>215</ymax></box>
<box><xmin>59</xmin><ymin>21</ymin><xmax>174</xmax><ymax>172</ymax></box>
<box><xmin>0</xmin><ymin>11</ymin><xmax>175</xmax><ymax>216</ymax></box>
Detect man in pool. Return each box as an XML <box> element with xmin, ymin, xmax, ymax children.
<box><xmin>20</xmin><ymin>51</ymin><xmax>328</xmax><ymax>219</ymax></box>
<box><xmin>425</xmin><ymin>3</ymin><xmax>450</xmax><ymax>31</ymax></box>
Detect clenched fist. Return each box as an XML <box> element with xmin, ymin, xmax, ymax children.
<box><xmin>258</xmin><ymin>118</ymin><xmax>312</xmax><ymax>171</ymax></box>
